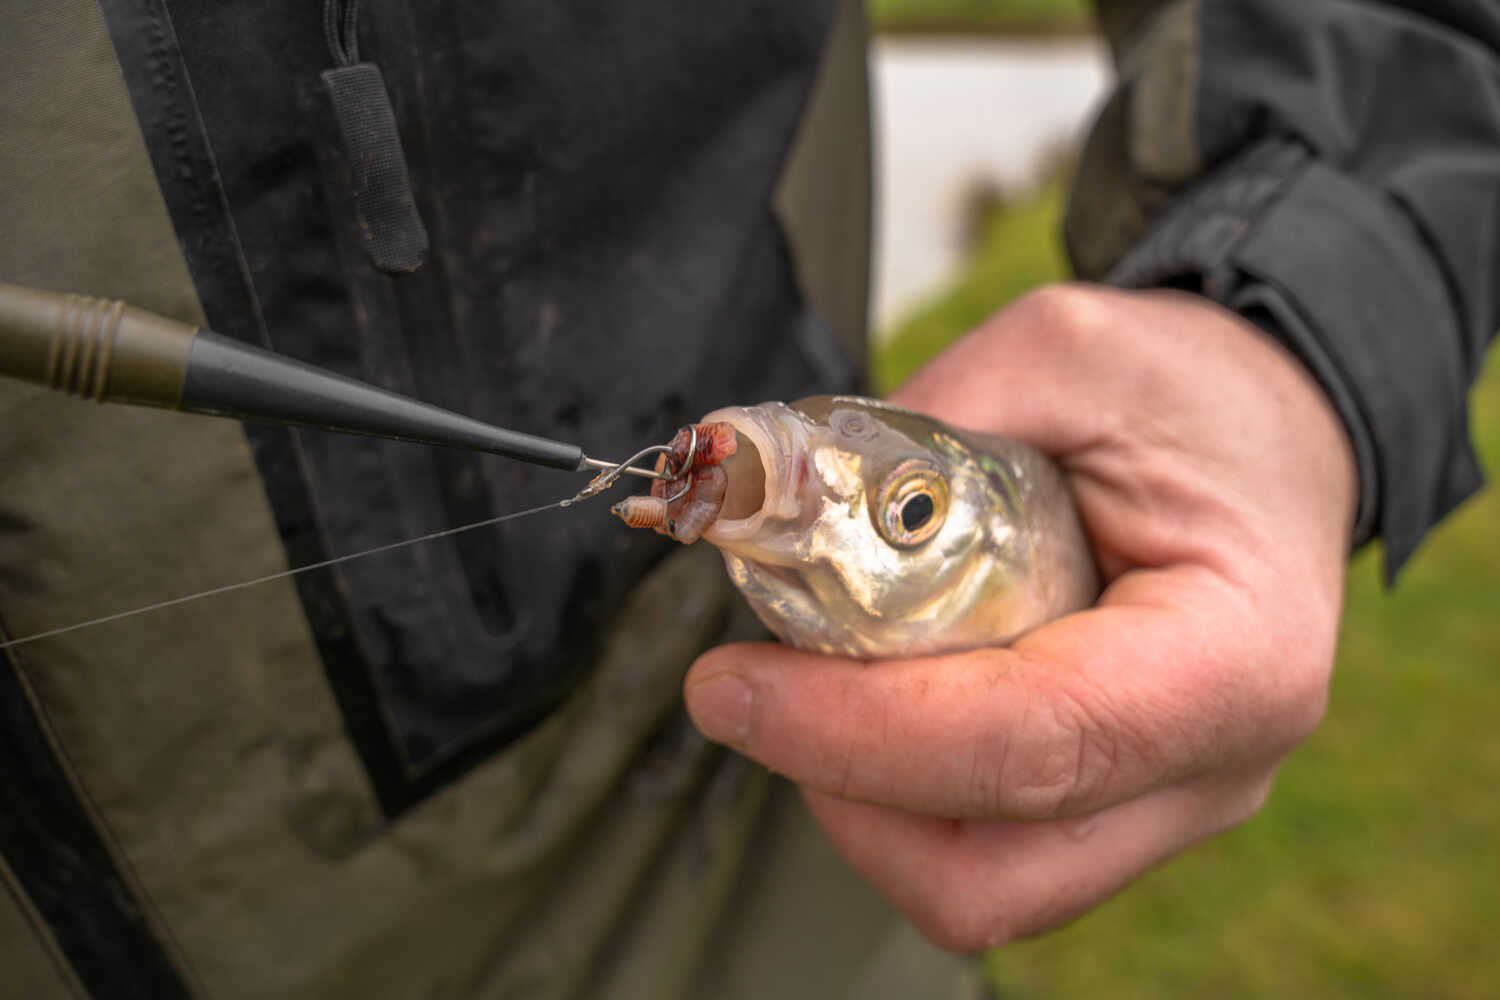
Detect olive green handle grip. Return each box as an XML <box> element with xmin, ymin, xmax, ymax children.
<box><xmin>0</xmin><ymin>282</ymin><xmax>195</xmax><ymax>407</ymax></box>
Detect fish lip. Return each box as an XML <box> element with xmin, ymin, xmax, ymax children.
<box><xmin>697</xmin><ymin>402</ymin><xmax>801</xmax><ymax>550</ymax></box>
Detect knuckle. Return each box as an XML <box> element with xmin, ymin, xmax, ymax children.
<box><xmin>916</xmin><ymin>895</ymin><xmax>1012</xmax><ymax>955</ymax></box>
<box><xmin>814</xmin><ymin>675</ymin><xmax>887</xmax><ymax>799</ymax></box>
<box><xmin>817</xmin><ymin>734</ymin><xmax>859</xmax><ymax>804</ymax></box>
<box><xmin>1253</xmin><ymin>620</ymin><xmax>1335</xmax><ymax>753</ymax></box>
<box><xmin>1214</xmin><ymin>770</ymin><xmax>1280</xmax><ymax>836</ymax></box>
<box><xmin>1210</xmin><ymin>582</ymin><xmax>1338</xmax><ymax>762</ymax></box>
<box><xmin>996</xmin><ymin>684</ymin><xmax>1124</xmax><ymax>821</ymax></box>
<box><xmin>829</xmin><ymin>734</ymin><xmax>858</xmax><ymax>800</ymax></box>
<box><xmin>1237</xmin><ymin>772</ymin><xmax>1278</xmax><ymax>824</ymax></box>
<box><xmin>1012</xmin><ymin>283</ymin><xmax>1111</xmax><ymax>345</ymax></box>
<box><xmin>911</xmin><ymin>872</ymin><xmax>1071</xmax><ymax>953</ymax></box>
<box><xmin>1282</xmin><ymin>669</ymin><xmax>1331</xmax><ymax>745</ymax></box>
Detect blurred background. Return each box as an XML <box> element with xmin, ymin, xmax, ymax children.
<box><xmin>864</xmin><ymin>2</ymin><xmax>1500</xmax><ymax>997</ymax></box>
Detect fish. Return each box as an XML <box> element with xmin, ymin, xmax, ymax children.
<box><xmin>612</xmin><ymin>396</ymin><xmax>1098</xmax><ymax>659</ymax></box>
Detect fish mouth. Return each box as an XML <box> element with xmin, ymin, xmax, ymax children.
<box><xmin>697</xmin><ymin>402</ymin><xmax>805</xmax><ymax>552</ymax></box>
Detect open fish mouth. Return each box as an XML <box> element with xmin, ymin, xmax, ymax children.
<box><xmin>608</xmin><ymin>402</ymin><xmax>806</xmax><ymax>549</ymax></box>
<box><xmin>695</xmin><ymin>403</ymin><xmax>807</xmax><ymax>553</ymax></box>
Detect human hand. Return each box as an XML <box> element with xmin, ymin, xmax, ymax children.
<box><xmin>683</xmin><ymin>284</ymin><xmax>1359</xmax><ymax>950</ymax></box>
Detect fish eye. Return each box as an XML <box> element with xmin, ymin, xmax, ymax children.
<box><xmin>875</xmin><ymin>460</ymin><xmax>948</xmax><ymax>548</ymax></box>
<box><xmin>900</xmin><ymin>491</ymin><xmax>934</xmax><ymax>532</ymax></box>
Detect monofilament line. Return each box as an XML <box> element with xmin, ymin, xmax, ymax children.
<box><xmin>0</xmin><ymin>498</ymin><xmax>572</xmax><ymax>651</ymax></box>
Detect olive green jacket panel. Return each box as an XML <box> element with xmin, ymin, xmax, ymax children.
<box><xmin>0</xmin><ymin>859</ymin><xmax>85</xmax><ymax>1000</ymax></box>
<box><xmin>1</xmin><ymin>3</ymin><xmax>324</xmax><ymax>995</ymax></box>
<box><xmin>774</xmin><ymin>0</ymin><xmax>874</xmax><ymax>380</ymax></box>
<box><xmin>686</xmin><ymin>783</ymin><xmax>983</xmax><ymax>1000</ymax></box>
<box><xmin>1065</xmin><ymin>0</ymin><xmax>1199</xmax><ymax>281</ymax></box>
<box><xmin>0</xmin><ymin>0</ymin><xmax>211</xmax><ymax>324</ymax></box>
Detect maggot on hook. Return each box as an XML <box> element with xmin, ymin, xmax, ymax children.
<box><xmin>610</xmin><ymin>422</ymin><xmax>746</xmax><ymax>543</ymax></box>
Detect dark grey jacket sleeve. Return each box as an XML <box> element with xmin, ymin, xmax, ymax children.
<box><xmin>1066</xmin><ymin>0</ymin><xmax>1500</xmax><ymax>578</ymax></box>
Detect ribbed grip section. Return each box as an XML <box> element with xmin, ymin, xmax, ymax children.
<box><xmin>45</xmin><ymin>294</ymin><xmax>127</xmax><ymax>399</ymax></box>
<box><xmin>0</xmin><ymin>281</ymin><xmax>196</xmax><ymax>408</ymax></box>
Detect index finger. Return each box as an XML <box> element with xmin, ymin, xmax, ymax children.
<box><xmin>684</xmin><ymin>566</ymin><xmax>1326</xmax><ymax>821</ymax></box>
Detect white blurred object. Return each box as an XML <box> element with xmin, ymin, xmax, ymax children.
<box><xmin>871</xmin><ymin>37</ymin><xmax>1110</xmax><ymax>334</ymax></box>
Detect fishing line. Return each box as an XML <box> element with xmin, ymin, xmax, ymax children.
<box><xmin>0</xmin><ymin>497</ymin><xmax>575</xmax><ymax>652</ymax></box>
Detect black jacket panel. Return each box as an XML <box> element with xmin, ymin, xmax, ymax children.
<box><xmin>1097</xmin><ymin>0</ymin><xmax>1500</xmax><ymax>576</ymax></box>
<box><xmin>98</xmin><ymin>0</ymin><xmax>854</xmax><ymax>813</ymax></box>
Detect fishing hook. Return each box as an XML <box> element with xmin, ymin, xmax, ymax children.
<box><xmin>563</xmin><ymin>425</ymin><xmax>699</xmax><ymax>507</ymax></box>
<box><xmin>662</xmin><ymin>424</ymin><xmax>697</xmax><ymax>504</ymax></box>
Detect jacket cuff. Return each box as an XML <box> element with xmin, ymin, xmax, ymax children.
<box><xmin>1106</xmin><ymin>138</ymin><xmax>1482</xmax><ymax>580</ymax></box>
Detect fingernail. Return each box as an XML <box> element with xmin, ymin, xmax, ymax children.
<box><xmin>686</xmin><ymin>673</ymin><xmax>754</xmax><ymax>746</ymax></box>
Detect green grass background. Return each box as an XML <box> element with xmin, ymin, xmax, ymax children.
<box><xmin>874</xmin><ymin>176</ymin><xmax>1500</xmax><ymax>998</ymax></box>
<box><xmin>870</xmin><ymin>0</ymin><xmax>1092</xmax><ymax>33</ymax></box>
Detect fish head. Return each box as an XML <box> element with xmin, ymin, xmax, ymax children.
<box><xmin>699</xmin><ymin>395</ymin><xmax>1050</xmax><ymax>658</ymax></box>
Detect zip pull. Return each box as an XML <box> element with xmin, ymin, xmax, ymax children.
<box><xmin>321</xmin><ymin>0</ymin><xmax>430</xmax><ymax>275</ymax></box>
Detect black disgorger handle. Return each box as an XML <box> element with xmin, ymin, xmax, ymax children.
<box><xmin>0</xmin><ymin>282</ymin><xmax>655</xmax><ymax>477</ymax></box>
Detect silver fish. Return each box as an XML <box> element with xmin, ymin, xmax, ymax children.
<box><xmin>617</xmin><ymin>396</ymin><xmax>1098</xmax><ymax>659</ymax></box>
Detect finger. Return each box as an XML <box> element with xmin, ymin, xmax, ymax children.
<box><xmin>684</xmin><ymin>567</ymin><xmax>1326</xmax><ymax>822</ymax></box>
<box><xmin>800</xmin><ymin>761</ymin><xmax>1276</xmax><ymax>952</ymax></box>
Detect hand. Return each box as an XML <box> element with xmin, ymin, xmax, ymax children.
<box><xmin>683</xmin><ymin>284</ymin><xmax>1359</xmax><ymax>950</ymax></box>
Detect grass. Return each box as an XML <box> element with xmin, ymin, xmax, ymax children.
<box><xmin>868</xmin><ymin>0</ymin><xmax>1093</xmax><ymax>34</ymax></box>
<box><xmin>874</xmin><ymin>184</ymin><xmax>1500</xmax><ymax>998</ymax></box>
